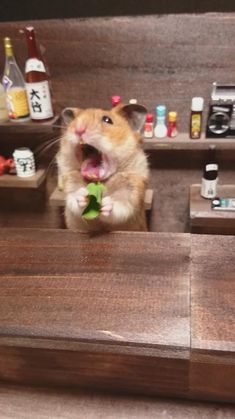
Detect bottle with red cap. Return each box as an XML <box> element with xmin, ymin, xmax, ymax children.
<box><xmin>25</xmin><ymin>26</ymin><xmax>54</xmax><ymax>122</ymax></box>
<box><xmin>111</xmin><ymin>95</ymin><xmax>121</xmax><ymax>107</ymax></box>
<box><xmin>144</xmin><ymin>113</ymin><xmax>154</xmax><ymax>139</ymax></box>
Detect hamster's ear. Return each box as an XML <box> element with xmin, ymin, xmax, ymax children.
<box><xmin>61</xmin><ymin>107</ymin><xmax>81</xmax><ymax>125</ymax></box>
<box><xmin>119</xmin><ymin>104</ymin><xmax>147</xmax><ymax>132</ymax></box>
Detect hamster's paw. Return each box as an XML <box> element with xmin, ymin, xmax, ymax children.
<box><xmin>67</xmin><ymin>187</ymin><xmax>89</xmax><ymax>214</ymax></box>
<box><xmin>101</xmin><ymin>196</ymin><xmax>113</xmax><ymax>217</ymax></box>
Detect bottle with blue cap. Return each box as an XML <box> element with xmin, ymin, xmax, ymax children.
<box><xmin>154</xmin><ymin>105</ymin><xmax>168</xmax><ymax>138</ymax></box>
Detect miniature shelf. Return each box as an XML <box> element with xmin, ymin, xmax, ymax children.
<box><xmin>144</xmin><ymin>133</ymin><xmax>235</xmax><ymax>151</ymax></box>
<box><xmin>0</xmin><ymin>168</ymin><xmax>47</xmax><ymax>188</ymax></box>
<box><xmin>190</xmin><ymin>183</ymin><xmax>235</xmax><ymax>234</ymax></box>
<box><xmin>50</xmin><ymin>187</ymin><xmax>153</xmax><ymax>211</ymax></box>
<box><xmin>0</xmin><ymin>115</ymin><xmax>60</xmax><ymax>134</ymax></box>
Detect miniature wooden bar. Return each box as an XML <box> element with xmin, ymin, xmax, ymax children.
<box><xmin>0</xmin><ymin>228</ymin><xmax>234</xmax><ymax>402</ymax></box>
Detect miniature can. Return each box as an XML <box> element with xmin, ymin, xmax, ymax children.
<box><xmin>13</xmin><ymin>147</ymin><xmax>36</xmax><ymax>177</ymax></box>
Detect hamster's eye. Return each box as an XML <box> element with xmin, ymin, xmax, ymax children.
<box><xmin>102</xmin><ymin>115</ymin><xmax>113</xmax><ymax>125</ymax></box>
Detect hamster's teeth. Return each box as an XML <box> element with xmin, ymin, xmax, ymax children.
<box><xmin>80</xmin><ymin>138</ymin><xmax>84</xmax><ymax>144</ymax></box>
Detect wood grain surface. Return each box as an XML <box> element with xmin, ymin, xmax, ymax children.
<box><xmin>0</xmin><ymin>229</ymin><xmax>190</xmax><ymax>397</ymax></box>
<box><xmin>190</xmin><ymin>234</ymin><xmax>235</xmax><ymax>402</ymax></box>
<box><xmin>0</xmin><ymin>228</ymin><xmax>234</xmax><ymax>401</ymax></box>
<box><xmin>190</xmin><ymin>184</ymin><xmax>235</xmax><ymax>234</ymax></box>
<box><xmin>0</xmin><ymin>169</ymin><xmax>46</xmax><ymax>188</ymax></box>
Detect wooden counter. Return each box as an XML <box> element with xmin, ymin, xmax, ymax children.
<box><xmin>0</xmin><ymin>228</ymin><xmax>234</xmax><ymax>402</ymax></box>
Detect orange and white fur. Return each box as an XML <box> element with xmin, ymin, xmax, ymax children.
<box><xmin>57</xmin><ymin>103</ymin><xmax>149</xmax><ymax>232</ymax></box>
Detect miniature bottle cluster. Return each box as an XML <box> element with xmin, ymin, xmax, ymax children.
<box><xmin>145</xmin><ymin>105</ymin><xmax>178</xmax><ymax>140</ymax></box>
<box><xmin>1</xmin><ymin>27</ymin><xmax>54</xmax><ymax>123</ymax></box>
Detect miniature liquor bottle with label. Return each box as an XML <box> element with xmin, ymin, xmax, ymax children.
<box><xmin>201</xmin><ymin>145</ymin><xmax>218</xmax><ymax>199</ymax></box>
<box><xmin>2</xmin><ymin>37</ymin><xmax>30</xmax><ymax>122</ymax></box>
<box><xmin>25</xmin><ymin>26</ymin><xmax>54</xmax><ymax>122</ymax></box>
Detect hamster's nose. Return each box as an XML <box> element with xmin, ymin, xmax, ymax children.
<box><xmin>75</xmin><ymin>126</ymin><xmax>86</xmax><ymax>137</ymax></box>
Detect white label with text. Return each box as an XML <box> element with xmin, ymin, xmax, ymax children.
<box><xmin>25</xmin><ymin>58</ymin><xmax>46</xmax><ymax>73</ymax></box>
<box><xmin>26</xmin><ymin>80</ymin><xmax>53</xmax><ymax>119</ymax></box>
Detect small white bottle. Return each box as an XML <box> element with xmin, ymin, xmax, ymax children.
<box><xmin>154</xmin><ymin>105</ymin><xmax>167</xmax><ymax>138</ymax></box>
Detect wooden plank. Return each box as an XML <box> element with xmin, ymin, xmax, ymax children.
<box><xmin>0</xmin><ymin>229</ymin><xmax>190</xmax><ymax>397</ymax></box>
<box><xmin>0</xmin><ymin>115</ymin><xmax>60</xmax><ymax>135</ymax></box>
<box><xmin>190</xmin><ymin>184</ymin><xmax>235</xmax><ymax>234</ymax></box>
<box><xmin>49</xmin><ymin>187</ymin><xmax>153</xmax><ymax>211</ymax></box>
<box><xmin>0</xmin><ymin>169</ymin><xmax>47</xmax><ymax>188</ymax></box>
<box><xmin>144</xmin><ymin>134</ymin><xmax>235</xmax><ymax>151</ymax></box>
<box><xmin>190</xmin><ymin>235</ymin><xmax>235</xmax><ymax>402</ymax></box>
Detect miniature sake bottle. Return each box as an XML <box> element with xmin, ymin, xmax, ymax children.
<box><xmin>2</xmin><ymin>37</ymin><xmax>30</xmax><ymax>122</ymax></box>
<box><xmin>0</xmin><ymin>82</ymin><xmax>8</xmax><ymax>122</ymax></box>
<box><xmin>154</xmin><ymin>105</ymin><xmax>167</xmax><ymax>138</ymax></box>
<box><xmin>25</xmin><ymin>26</ymin><xmax>54</xmax><ymax>122</ymax></box>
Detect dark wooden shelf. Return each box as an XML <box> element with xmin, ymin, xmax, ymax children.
<box><xmin>0</xmin><ymin>115</ymin><xmax>60</xmax><ymax>134</ymax></box>
<box><xmin>0</xmin><ymin>168</ymin><xmax>47</xmax><ymax>188</ymax></box>
<box><xmin>144</xmin><ymin>133</ymin><xmax>235</xmax><ymax>151</ymax></box>
<box><xmin>190</xmin><ymin>184</ymin><xmax>235</xmax><ymax>234</ymax></box>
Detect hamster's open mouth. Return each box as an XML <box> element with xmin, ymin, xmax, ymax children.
<box><xmin>80</xmin><ymin>144</ymin><xmax>113</xmax><ymax>181</ymax></box>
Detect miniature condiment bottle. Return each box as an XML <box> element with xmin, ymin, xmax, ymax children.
<box><xmin>190</xmin><ymin>97</ymin><xmax>204</xmax><ymax>139</ymax></box>
<box><xmin>154</xmin><ymin>105</ymin><xmax>167</xmax><ymax>138</ymax></box>
<box><xmin>167</xmin><ymin>111</ymin><xmax>178</xmax><ymax>138</ymax></box>
<box><xmin>144</xmin><ymin>113</ymin><xmax>154</xmax><ymax>139</ymax></box>
<box><xmin>129</xmin><ymin>98</ymin><xmax>137</xmax><ymax>104</ymax></box>
<box><xmin>111</xmin><ymin>95</ymin><xmax>121</xmax><ymax>107</ymax></box>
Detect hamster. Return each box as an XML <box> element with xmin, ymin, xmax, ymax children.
<box><xmin>57</xmin><ymin>103</ymin><xmax>149</xmax><ymax>232</ymax></box>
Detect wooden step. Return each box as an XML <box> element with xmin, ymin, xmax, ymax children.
<box><xmin>0</xmin><ymin>228</ymin><xmax>234</xmax><ymax>402</ymax></box>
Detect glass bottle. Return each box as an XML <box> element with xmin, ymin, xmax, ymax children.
<box><xmin>201</xmin><ymin>145</ymin><xmax>218</xmax><ymax>199</ymax></box>
<box><xmin>190</xmin><ymin>97</ymin><xmax>204</xmax><ymax>139</ymax></box>
<box><xmin>25</xmin><ymin>26</ymin><xmax>54</xmax><ymax>122</ymax></box>
<box><xmin>154</xmin><ymin>105</ymin><xmax>167</xmax><ymax>138</ymax></box>
<box><xmin>2</xmin><ymin>37</ymin><xmax>30</xmax><ymax>122</ymax></box>
<box><xmin>0</xmin><ymin>82</ymin><xmax>8</xmax><ymax>122</ymax></box>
